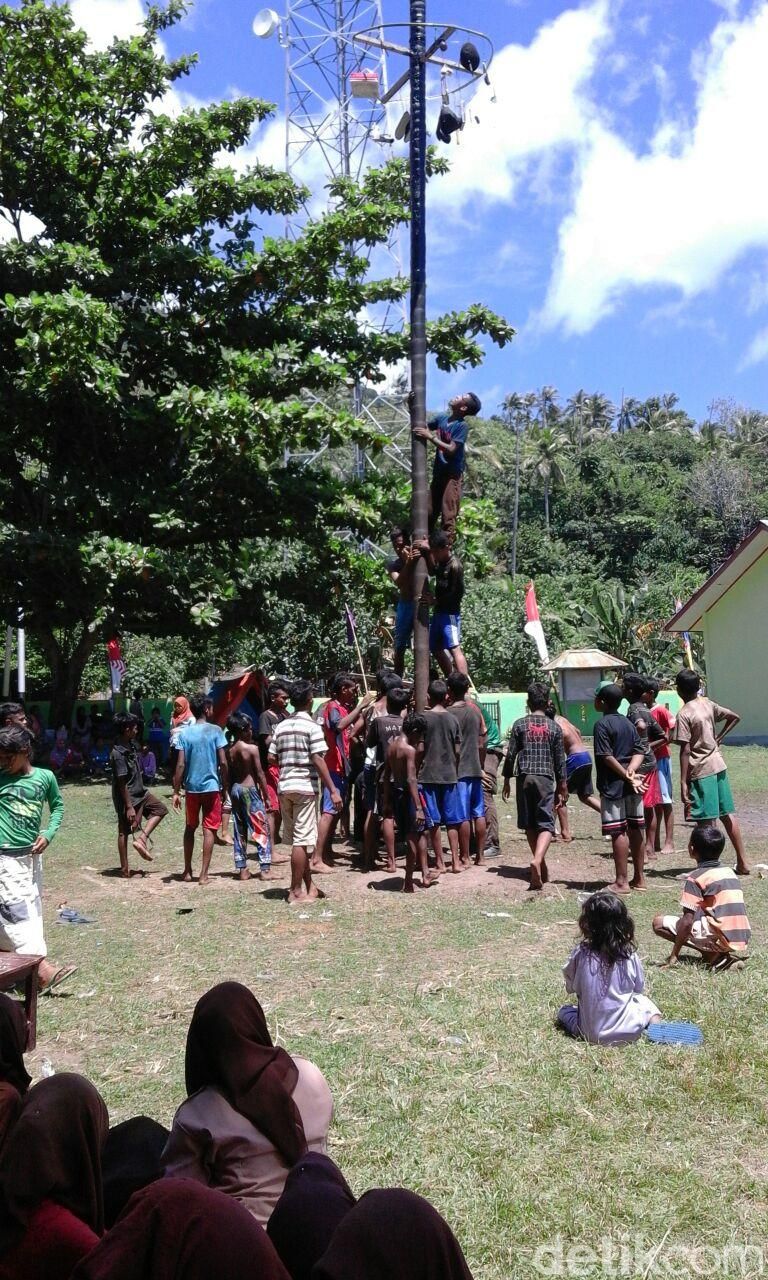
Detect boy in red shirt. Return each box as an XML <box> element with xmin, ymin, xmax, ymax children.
<box><xmin>644</xmin><ymin>678</ymin><xmax>675</xmax><ymax>854</ymax></box>
<box><xmin>313</xmin><ymin>673</ymin><xmax>364</xmax><ymax>871</ymax></box>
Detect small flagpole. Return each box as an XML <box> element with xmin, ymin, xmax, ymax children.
<box><xmin>2</xmin><ymin>628</ymin><xmax>12</xmax><ymax>698</ymax></box>
<box><xmin>345</xmin><ymin>605</ymin><xmax>369</xmax><ymax>694</ymax></box>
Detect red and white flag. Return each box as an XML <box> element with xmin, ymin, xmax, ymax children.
<box><xmin>523</xmin><ymin>581</ymin><xmax>549</xmax><ymax>664</ymax></box>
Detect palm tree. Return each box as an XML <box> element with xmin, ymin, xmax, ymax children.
<box><xmin>524</xmin><ymin>423</ymin><xmax>570</xmax><ymax>536</ymax></box>
<box><xmin>584</xmin><ymin>392</ymin><xmax>615</xmax><ymax>433</ymax></box>
<box><xmin>539</xmin><ymin>385</ymin><xmax>560</xmax><ymax>430</ymax></box>
<box><xmin>502</xmin><ymin>392</ymin><xmax>525</xmax><ymax>577</ymax></box>
<box><xmin>617</xmin><ymin>396</ymin><xmax>642</xmax><ymax>433</ymax></box>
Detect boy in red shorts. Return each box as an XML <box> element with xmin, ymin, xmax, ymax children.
<box><xmin>172</xmin><ymin>693</ymin><xmax>228</xmax><ymax>885</ymax></box>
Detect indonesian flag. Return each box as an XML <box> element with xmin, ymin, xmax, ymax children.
<box><xmin>106</xmin><ymin>636</ymin><xmax>126</xmax><ymax>691</ymax></box>
<box><xmin>524</xmin><ymin>581</ymin><xmax>549</xmax><ymax>664</ymax></box>
<box><xmin>674</xmin><ymin>598</ymin><xmax>694</xmax><ymax>669</ymax></box>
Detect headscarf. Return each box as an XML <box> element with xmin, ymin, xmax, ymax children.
<box><xmin>311</xmin><ymin>1188</ymin><xmax>475</xmax><ymax>1280</ymax></box>
<box><xmin>70</xmin><ymin>1179</ymin><xmax>291</xmax><ymax>1280</ymax></box>
<box><xmin>102</xmin><ymin>1116</ymin><xmax>170</xmax><ymax>1229</ymax></box>
<box><xmin>0</xmin><ymin>993</ymin><xmax>31</xmax><ymax>1094</ymax></box>
<box><xmin>0</xmin><ymin>1072</ymin><xmax>108</xmax><ymax>1251</ymax></box>
<box><xmin>0</xmin><ymin>1084</ymin><xmax>21</xmax><ymax>1156</ymax></box>
<box><xmin>267</xmin><ymin>1154</ymin><xmax>356</xmax><ymax>1280</ymax></box>
<box><xmin>171</xmin><ymin>696</ymin><xmax>191</xmax><ymax>726</ymax></box>
<box><xmin>185</xmin><ymin>982</ymin><xmax>307</xmax><ymax>1169</ymax></box>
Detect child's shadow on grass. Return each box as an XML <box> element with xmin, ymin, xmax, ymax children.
<box><xmin>368</xmin><ymin>876</ymin><xmax>404</xmax><ymax>892</ymax></box>
<box><xmin>260</xmin><ymin>887</ymin><xmax>289</xmax><ymax>902</ymax></box>
<box><xmin>485</xmin><ymin>864</ymin><xmax>538</xmax><ymax>884</ymax></box>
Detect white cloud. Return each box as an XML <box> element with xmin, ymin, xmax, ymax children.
<box><xmin>739</xmin><ymin>324</ymin><xmax>768</xmax><ymax>369</ymax></box>
<box><xmin>428</xmin><ymin>1</ymin><xmax>611</xmax><ymax>208</ymax></box>
<box><xmin>70</xmin><ymin>0</ymin><xmax>145</xmax><ymax>49</ymax></box>
<box><xmin>543</xmin><ymin>2</ymin><xmax>768</xmax><ymax>333</ymax></box>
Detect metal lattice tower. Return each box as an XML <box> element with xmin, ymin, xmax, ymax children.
<box><xmin>282</xmin><ymin>0</ymin><xmax>412</xmax><ymax>476</ymax></box>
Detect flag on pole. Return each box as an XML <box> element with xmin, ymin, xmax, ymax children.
<box><xmin>524</xmin><ymin>581</ymin><xmax>549</xmax><ymax>664</ymax></box>
<box><xmin>106</xmin><ymin>635</ymin><xmax>126</xmax><ymax>692</ymax></box>
<box><xmin>674</xmin><ymin>599</ymin><xmax>694</xmax><ymax>669</ymax></box>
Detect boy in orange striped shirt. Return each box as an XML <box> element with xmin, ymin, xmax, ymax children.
<box><xmin>653</xmin><ymin>826</ymin><xmax>751</xmax><ymax>972</ymax></box>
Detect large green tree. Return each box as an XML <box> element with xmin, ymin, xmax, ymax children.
<box><xmin>0</xmin><ymin>0</ymin><xmax>513</xmax><ymax>718</ymax></box>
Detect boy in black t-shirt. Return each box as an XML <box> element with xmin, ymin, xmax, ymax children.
<box><xmin>593</xmin><ymin>682</ymin><xmax>646</xmax><ymax>894</ymax></box>
<box><xmin>110</xmin><ymin>712</ymin><xmax>168</xmax><ymax>877</ymax></box>
<box><xmin>420</xmin><ymin>680</ymin><xmax>461</xmax><ymax>874</ymax></box>
<box><xmin>366</xmin><ymin>685</ymin><xmax>410</xmax><ymax>874</ymax></box>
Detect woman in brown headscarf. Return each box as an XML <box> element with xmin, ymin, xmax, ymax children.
<box><xmin>0</xmin><ymin>1072</ymin><xmax>109</xmax><ymax>1280</ymax></box>
<box><xmin>71</xmin><ymin>1179</ymin><xmax>290</xmax><ymax>1280</ymax></box>
<box><xmin>162</xmin><ymin>982</ymin><xmax>333</xmax><ymax>1225</ymax></box>
<box><xmin>267</xmin><ymin>1153</ymin><xmax>356</xmax><ymax>1280</ymax></box>
<box><xmin>0</xmin><ymin>993</ymin><xmax>30</xmax><ymax>1153</ymax></box>
<box><xmin>312</xmin><ymin>1188</ymin><xmax>476</xmax><ymax>1280</ymax></box>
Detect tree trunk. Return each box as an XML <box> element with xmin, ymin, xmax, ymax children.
<box><xmin>510</xmin><ymin>414</ymin><xmax>521</xmax><ymax>577</ymax></box>
<box><xmin>37</xmin><ymin>625</ymin><xmax>99</xmax><ymax>728</ymax></box>
<box><xmin>544</xmin><ymin>484</ymin><xmax>550</xmax><ymax>536</ymax></box>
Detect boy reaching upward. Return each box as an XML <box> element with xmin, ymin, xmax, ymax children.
<box><xmin>382</xmin><ymin>715</ymin><xmax>438</xmax><ymax>892</ymax></box>
<box><xmin>592</xmin><ymin>682</ymin><xmax>646</xmax><ymax>894</ymax></box>
<box><xmin>226</xmin><ymin>713</ymin><xmax>272</xmax><ymax>881</ymax></box>
<box><xmin>674</xmin><ymin>669</ymin><xmax>749</xmax><ymax>875</ymax></box>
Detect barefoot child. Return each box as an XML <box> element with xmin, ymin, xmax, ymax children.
<box><xmin>257</xmin><ymin>680</ymin><xmax>290</xmax><ymax>848</ymax></box>
<box><xmin>382</xmin><ymin>714</ymin><xmax>438</xmax><ymax>892</ymax></box>
<box><xmin>545</xmin><ymin>702</ymin><xmax>602</xmax><ymax>842</ymax></box>
<box><xmin>226</xmin><ymin>713</ymin><xmax>272</xmax><ymax>881</ymax></box>
<box><xmin>622</xmin><ymin>673</ymin><xmax>667</xmax><ymax>863</ymax></box>
<box><xmin>172</xmin><ymin>695</ymin><xmax>229</xmax><ymax>886</ymax></box>
<box><xmin>645</xmin><ymin>679</ymin><xmax>675</xmax><ymax>854</ymax></box>
<box><xmin>558</xmin><ymin>891</ymin><xmax>661</xmax><ymax>1044</ymax></box>
<box><xmin>111</xmin><ymin>712</ymin><xmax>168</xmax><ymax>876</ymax></box>
<box><xmin>270</xmin><ymin>681</ymin><xmax>341</xmax><ymax>904</ymax></box>
<box><xmin>502</xmin><ymin>682</ymin><xmax>567</xmax><ymax>890</ymax></box>
<box><xmin>674</xmin><ymin>669</ymin><xmax>749</xmax><ymax>875</ymax></box>
<box><xmin>593</xmin><ymin>682</ymin><xmax>646</xmax><ymax>894</ymax></box>
<box><xmin>446</xmin><ymin>672</ymin><xmax>487</xmax><ymax>866</ymax></box>
<box><xmin>365</xmin><ymin>684</ymin><xmax>409</xmax><ymax>874</ymax></box>
<box><xmin>0</xmin><ymin>725</ymin><xmax>75</xmax><ymax>992</ymax></box>
<box><xmin>653</xmin><ymin>825</ymin><xmax>751</xmax><ymax>972</ymax></box>
<box><xmin>420</xmin><ymin>680</ymin><xmax>461</xmax><ymax>874</ymax></box>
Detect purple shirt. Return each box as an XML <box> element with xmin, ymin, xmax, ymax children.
<box><xmin>561</xmin><ymin>944</ymin><xmax>660</xmax><ymax>1045</ymax></box>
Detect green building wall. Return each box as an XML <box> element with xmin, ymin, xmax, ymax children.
<box><xmin>702</xmin><ymin>549</ymin><xmax>768</xmax><ymax>743</ymax></box>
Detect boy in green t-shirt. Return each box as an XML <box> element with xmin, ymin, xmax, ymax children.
<box><xmin>0</xmin><ymin>724</ymin><xmax>75</xmax><ymax>991</ymax></box>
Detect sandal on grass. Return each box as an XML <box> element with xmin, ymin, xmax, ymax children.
<box><xmin>39</xmin><ymin>964</ymin><xmax>78</xmax><ymax>995</ymax></box>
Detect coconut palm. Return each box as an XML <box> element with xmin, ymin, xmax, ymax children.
<box><xmin>539</xmin><ymin>384</ymin><xmax>560</xmax><ymax>429</ymax></box>
<box><xmin>502</xmin><ymin>391</ymin><xmax>536</xmax><ymax>576</ymax></box>
<box><xmin>523</xmin><ymin>423</ymin><xmax>570</xmax><ymax>536</ymax></box>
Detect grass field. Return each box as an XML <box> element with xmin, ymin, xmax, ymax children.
<box><xmin>28</xmin><ymin>747</ymin><xmax>768</xmax><ymax>1279</ymax></box>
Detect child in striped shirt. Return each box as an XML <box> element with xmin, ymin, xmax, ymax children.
<box><xmin>653</xmin><ymin>825</ymin><xmax>751</xmax><ymax>972</ymax></box>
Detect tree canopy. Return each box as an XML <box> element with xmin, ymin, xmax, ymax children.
<box><xmin>0</xmin><ymin>0</ymin><xmax>513</xmax><ymax>716</ymax></box>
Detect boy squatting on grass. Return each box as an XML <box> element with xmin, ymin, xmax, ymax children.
<box><xmin>653</xmin><ymin>825</ymin><xmax>751</xmax><ymax>973</ymax></box>
<box><xmin>0</xmin><ymin>724</ymin><xmax>76</xmax><ymax>992</ymax></box>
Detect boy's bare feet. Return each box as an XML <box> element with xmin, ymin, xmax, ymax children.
<box><xmin>529</xmin><ymin>862</ymin><xmax>543</xmax><ymax>891</ymax></box>
<box><xmin>133</xmin><ymin>834</ymin><xmax>153</xmax><ymax>861</ymax></box>
<box><xmin>237</xmin><ymin>868</ymin><xmax>251</xmax><ymax>881</ymax></box>
<box><xmin>197</xmin><ymin>873</ymin><xmax>210</xmax><ymax>886</ymax></box>
<box><xmin>606</xmin><ymin>880</ymin><xmax>631</xmax><ymax>895</ymax></box>
<box><xmin>736</xmin><ymin>862</ymin><xmax>750</xmax><ymax>876</ymax></box>
<box><xmin>630</xmin><ymin>878</ymin><xmax>648</xmax><ymax>891</ymax></box>
<box><xmin>541</xmin><ymin>859</ymin><xmax>549</xmax><ymax>884</ymax></box>
<box><xmin>259</xmin><ymin>867</ymin><xmax>272</xmax><ymax>880</ymax></box>
<box><xmin>403</xmin><ymin>880</ymin><xmax>415</xmax><ymax>893</ymax></box>
<box><xmin>182</xmin><ymin>871</ymin><xmax>193</xmax><ymax>882</ymax></box>
<box><xmin>660</xmin><ymin>844</ymin><xmax>675</xmax><ymax>855</ymax></box>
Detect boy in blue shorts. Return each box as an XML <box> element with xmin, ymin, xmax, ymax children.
<box><xmin>419</xmin><ymin>532</ymin><xmax>468</xmax><ymax>678</ymax></box>
<box><xmin>502</xmin><ymin>682</ymin><xmax>567</xmax><ymax>890</ymax></box>
<box><xmin>420</xmin><ymin>680</ymin><xmax>462</xmax><ymax>874</ymax></box>
<box><xmin>446</xmin><ymin>672</ymin><xmax>487</xmax><ymax>865</ymax></box>
<box><xmin>382</xmin><ymin>714</ymin><xmax>439</xmax><ymax>891</ymax></box>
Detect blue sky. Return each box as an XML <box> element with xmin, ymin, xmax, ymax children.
<box><xmin>60</xmin><ymin>1</ymin><xmax>768</xmax><ymax>420</ymax></box>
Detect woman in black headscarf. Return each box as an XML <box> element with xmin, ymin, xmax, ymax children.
<box><xmin>71</xmin><ymin>1179</ymin><xmax>290</xmax><ymax>1280</ymax></box>
<box><xmin>267</xmin><ymin>1153</ymin><xmax>356</xmax><ymax>1280</ymax></box>
<box><xmin>162</xmin><ymin>982</ymin><xmax>333</xmax><ymax>1225</ymax></box>
<box><xmin>0</xmin><ymin>1072</ymin><xmax>109</xmax><ymax>1280</ymax></box>
<box><xmin>0</xmin><ymin>993</ymin><xmax>30</xmax><ymax>1153</ymax></box>
<box><xmin>311</xmin><ymin>1188</ymin><xmax>475</xmax><ymax>1280</ymax></box>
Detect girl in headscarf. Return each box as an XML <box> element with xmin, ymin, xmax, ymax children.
<box><xmin>267</xmin><ymin>1154</ymin><xmax>356</xmax><ymax>1280</ymax></box>
<box><xmin>71</xmin><ymin>1179</ymin><xmax>290</xmax><ymax>1280</ymax></box>
<box><xmin>0</xmin><ymin>993</ymin><xmax>30</xmax><ymax>1154</ymax></box>
<box><xmin>312</xmin><ymin>1188</ymin><xmax>476</xmax><ymax>1280</ymax></box>
<box><xmin>169</xmin><ymin>696</ymin><xmax>195</xmax><ymax>776</ymax></box>
<box><xmin>161</xmin><ymin>982</ymin><xmax>333</xmax><ymax>1226</ymax></box>
<box><xmin>0</xmin><ymin>1072</ymin><xmax>109</xmax><ymax>1280</ymax></box>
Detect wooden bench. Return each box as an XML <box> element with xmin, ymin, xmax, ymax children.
<box><xmin>0</xmin><ymin>952</ymin><xmax>43</xmax><ymax>1050</ymax></box>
